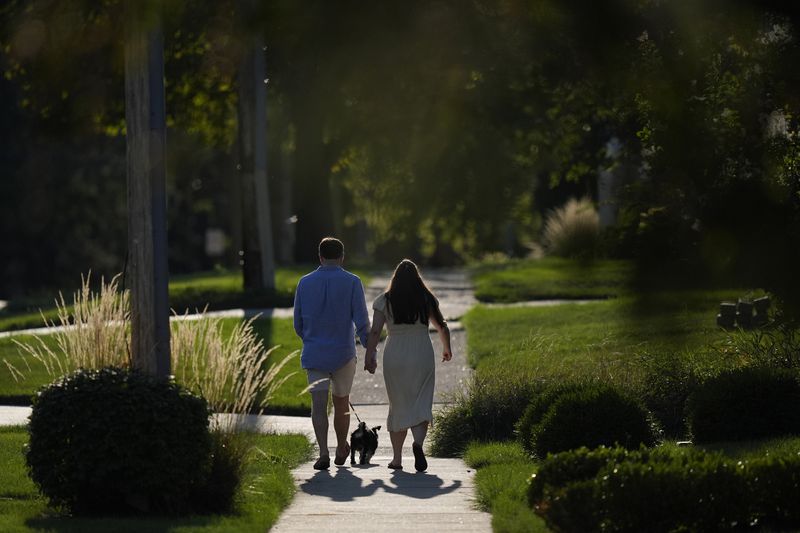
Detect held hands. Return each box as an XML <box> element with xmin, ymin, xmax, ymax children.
<box><xmin>364</xmin><ymin>351</ymin><xmax>378</xmax><ymax>374</ymax></box>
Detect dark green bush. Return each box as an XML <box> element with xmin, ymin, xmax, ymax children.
<box><xmin>27</xmin><ymin>367</ymin><xmax>212</xmax><ymax>515</ymax></box>
<box><xmin>516</xmin><ymin>382</ymin><xmax>588</xmax><ymax>456</ymax></box>
<box><xmin>636</xmin><ymin>352</ymin><xmax>699</xmax><ymax>439</ymax></box>
<box><xmin>598</xmin><ymin>449</ymin><xmax>747</xmax><ymax>532</ymax></box>
<box><xmin>747</xmin><ymin>453</ymin><xmax>800</xmax><ymax>529</ymax></box>
<box><xmin>530</xmin><ymin>446</ymin><xmax>746</xmax><ymax>532</ymax></box>
<box><xmin>429</xmin><ymin>370</ymin><xmax>539</xmax><ymax>457</ymax></box>
<box><xmin>528</xmin><ymin>445</ymin><xmax>630</xmax><ymax>506</ymax></box>
<box><xmin>687</xmin><ymin>366</ymin><xmax>800</xmax><ymax>443</ymax></box>
<box><xmin>530</xmin><ymin>384</ymin><xmax>659</xmax><ymax>458</ymax></box>
<box><xmin>529</xmin><ymin>445</ymin><xmax>800</xmax><ymax>533</ymax></box>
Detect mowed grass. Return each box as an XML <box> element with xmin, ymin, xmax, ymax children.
<box><xmin>471</xmin><ymin>257</ymin><xmax>632</xmax><ymax>302</ymax></box>
<box><xmin>463</xmin><ymin>289</ymin><xmax>754</xmax><ymax>382</ymax></box>
<box><xmin>0</xmin><ymin>317</ymin><xmax>311</xmax><ymax>414</ymax></box>
<box><xmin>463</xmin><ymin>441</ymin><xmax>547</xmax><ymax>533</ymax></box>
<box><xmin>0</xmin><ymin>425</ymin><xmax>311</xmax><ymax>533</ymax></box>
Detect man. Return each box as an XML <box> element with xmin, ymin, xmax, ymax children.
<box><xmin>293</xmin><ymin>237</ymin><xmax>370</xmax><ymax>470</ymax></box>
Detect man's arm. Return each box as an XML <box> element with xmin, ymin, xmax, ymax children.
<box><xmin>352</xmin><ymin>278</ymin><xmax>370</xmax><ymax>347</ymax></box>
<box><xmin>293</xmin><ymin>281</ymin><xmax>303</xmax><ymax>339</ymax></box>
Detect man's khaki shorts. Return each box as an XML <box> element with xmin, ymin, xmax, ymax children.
<box><xmin>305</xmin><ymin>357</ymin><xmax>356</xmax><ymax>397</ymax></box>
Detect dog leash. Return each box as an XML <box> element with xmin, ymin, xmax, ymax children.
<box><xmin>348</xmin><ymin>401</ymin><xmax>363</xmax><ymax>424</ymax></box>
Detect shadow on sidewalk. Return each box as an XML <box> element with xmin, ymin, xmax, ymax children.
<box><xmin>384</xmin><ymin>470</ymin><xmax>462</xmax><ymax>499</ymax></box>
<box><xmin>299</xmin><ymin>468</ymin><xmax>383</xmax><ymax>501</ymax></box>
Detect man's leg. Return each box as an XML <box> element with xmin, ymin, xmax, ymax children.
<box><xmin>310</xmin><ymin>389</ymin><xmax>330</xmax><ymax>461</ymax></box>
<box><xmin>331</xmin><ymin>394</ymin><xmax>351</xmax><ymax>458</ymax></box>
<box><xmin>330</xmin><ymin>357</ymin><xmax>357</xmax><ymax>463</ymax></box>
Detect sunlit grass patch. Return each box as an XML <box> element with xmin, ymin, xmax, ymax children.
<box><xmin>464</xmin><ymin>441</ymin><xmax>546</xmax><ymax>533</ymax></box>
<box><xmin>471</xmin><ymin>257</ymin><xmax>632</xmax><ymax>303</ymax></box>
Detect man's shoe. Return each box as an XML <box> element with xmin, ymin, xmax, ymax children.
<box><xmin>313</xmin><ymin>456</ymin><xmax>330</xmax><ymax>470</ymax></box>
<box><xmin>412</xmin><ymin>442</ymin><xmax>427</xmax><ymax>472</ymax></box>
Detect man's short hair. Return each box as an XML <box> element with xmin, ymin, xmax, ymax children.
<box><xmin>319</xmin><ymin>237</ymin><xmax>344</xmax><ymax>260</ymax></box>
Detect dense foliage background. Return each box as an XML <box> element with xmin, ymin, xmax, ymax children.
<box><xmin>2</xmin><ymin>0</ymin><xmax>800</xmax><ymax>310</ymax></box>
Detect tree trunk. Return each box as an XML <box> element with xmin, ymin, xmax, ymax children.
<box><xmin>277</xmin><ymin>143</ymin><xmax>296</xmax><ymax>264</ymax></box>
<box><xmin>237</xmin><ymin>34</ymin><xmax>275</xmax><ymax>290</ymax></box>
<box><xmin>124</xmin><ymin>0</ymin><xmax>170</xmax><ymax>377</ymax></box>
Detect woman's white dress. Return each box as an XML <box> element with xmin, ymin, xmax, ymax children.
<box><xmin>373</xmin><ymin>293</ymin><xmax>435</xmax><ymax>432</ymax></box>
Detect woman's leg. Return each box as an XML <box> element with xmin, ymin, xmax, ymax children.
<box><xmin>410</xmin><ymin>421</ymin><xmax>429</xmax><ymax>445</ymax></box>
<box><xmin>410</xmin><ymin>421</ymin><xmax>429</xmax><ymax>472</ymax></box>
<box><xmin>389</xmin><ymin>429</ymin><xmax>407</xmax><ymax>466</ymax></box>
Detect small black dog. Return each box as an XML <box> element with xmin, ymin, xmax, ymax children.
<box><xmin>350</xmin><ymin>422</ymin><xmax>381</xmax><ymax>465</ymax></box>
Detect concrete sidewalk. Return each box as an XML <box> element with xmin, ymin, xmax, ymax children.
<box><xmin>269</xmin><ymin>403</ymin><xmax>491</xmax><ymax>533</ymax></box>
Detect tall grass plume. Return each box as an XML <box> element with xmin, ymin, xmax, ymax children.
<box><xmin>9</xmin><ymin>273</ymin><xmax>129</xmax><ymax>379</ymax></box>
<box><xmin>542</xmin><ymin>197</ymin><xmax>600</xmax><ymax>259</ymax></box>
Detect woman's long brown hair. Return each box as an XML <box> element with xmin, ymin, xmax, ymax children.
<box><xmin>385</xmin><ymin>259</ymin><xmax>445</xmax><ymax>326</ymax></box>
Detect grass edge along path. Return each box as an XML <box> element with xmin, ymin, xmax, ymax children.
<box><xmin>0</xmin><ymin>425</ymin><xmax>312</xmax><ymax>533</ymax></box>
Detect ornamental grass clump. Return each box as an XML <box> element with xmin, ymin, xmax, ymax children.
<box><xmin>7</xmin><ymin>273</ymin><xmax>129</xmax><ymax>380</ymax></box>
<box><xmin>542</xmin><ymin>197</ymin><xmax>600</xmax><ymax>259</ymax></box>
<box><xmin>170</xmin><ymin>313</ymin><xmax>297</xmax><ymax>425</ymax></box>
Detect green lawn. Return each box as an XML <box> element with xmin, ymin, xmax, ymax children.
<box><xmin>463</xmin><ymin>289</ymin><xmax>756</xmax><ymax>383</ymax></box>
<box><xmin>0</xmin><ymin>426</ymin><xmax>311</xmax><ymax>533</ymax></box>
<box><xmin>0</xmin><ymin>266</ymin><xmax>373</xmax><ymax>333</ymax></box>
<box><xmin>1</xmin><ymin>317</ymin><xmax>311</xmax><ymax>414</ymax></box>
<box><xmin>470</xmin><ymin>257</ymin><xmax>632</xmax><ymax>302</ymax></box>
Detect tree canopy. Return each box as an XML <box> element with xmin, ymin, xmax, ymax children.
<box><xmin>2</xmin><ymin>0</ymin><xmax>800</xmax><ymax>310</ymax></box>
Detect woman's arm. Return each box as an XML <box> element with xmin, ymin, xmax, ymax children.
<box><xmin>430</xmin><ymin>311</ymin><xmax>452</xmax><ymax>362</ymax></box>
<box><xmin>364</xmin><ymin>310</ymin><xmax>386</xmax><ymax>373</ymax></box>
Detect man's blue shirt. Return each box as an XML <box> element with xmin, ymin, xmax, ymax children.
<box><xmin>293</xmin><ymin>265</ymin><xmax>370</xmax><ymax>372</ymax></box>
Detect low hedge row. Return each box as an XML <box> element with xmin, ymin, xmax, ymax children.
<box><xmin>529</xmin><ymin>445</ymin><xmax>800</xmax><ymax>532</ymax></box>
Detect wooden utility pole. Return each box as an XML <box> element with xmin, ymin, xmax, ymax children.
<box><xmin>124</xmin><ymin>0</ymin><xmax>170</xmax><ymax>377</ymax></box>
<box><xmin>237</xmin><ymin>28</ymin><xmax>276</xmax><ymax>290</ymax></box>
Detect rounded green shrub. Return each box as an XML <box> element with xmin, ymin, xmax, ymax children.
<box><xmin>27</xmin><ymin>367</ymin><xmax>212</xmax><ymax>515</ymax></box>
<box><xmin>687</xmin><ymin>366</ymin><xmax>800</xmax><ymax>443</ymax></box>
<box><xmin>530</xmin><ymin>384</ymin><xmax>659</xmax><ymax>458</ymax></box>
<box><xmin>516</xmin><ymin>382</ymin><xmax>585</xmax><ymax>456</ymax></box>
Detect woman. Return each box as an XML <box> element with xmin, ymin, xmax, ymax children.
<box><xmin>364</xmin><ymin>259</ymin><xmax>452</xmax><ymax>471</ymax></box>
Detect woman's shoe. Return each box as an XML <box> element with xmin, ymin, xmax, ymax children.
<box><xmin>313</xmin><ymin>456</ymin><xmax>330</xmax><ymax>470</ymax></box>
<box><xmin>412</xmin><ymin>442</ymin><xmax>427</xmax><ymax>472</ymax></box>
<box><xmin>388</xmin><ymin>462</ymin><xmax>403</xmax><ymax>470</ymax></box>
<box><xmin>334</xmin><ymin>443</ymin><xmax>350</xmax><ymax>466</ymax></box>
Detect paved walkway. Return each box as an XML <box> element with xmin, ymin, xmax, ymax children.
<box><xmin>271</xmin><ymin>269</ymin><xmax>490</xmax><ymax>532</ymax></box>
